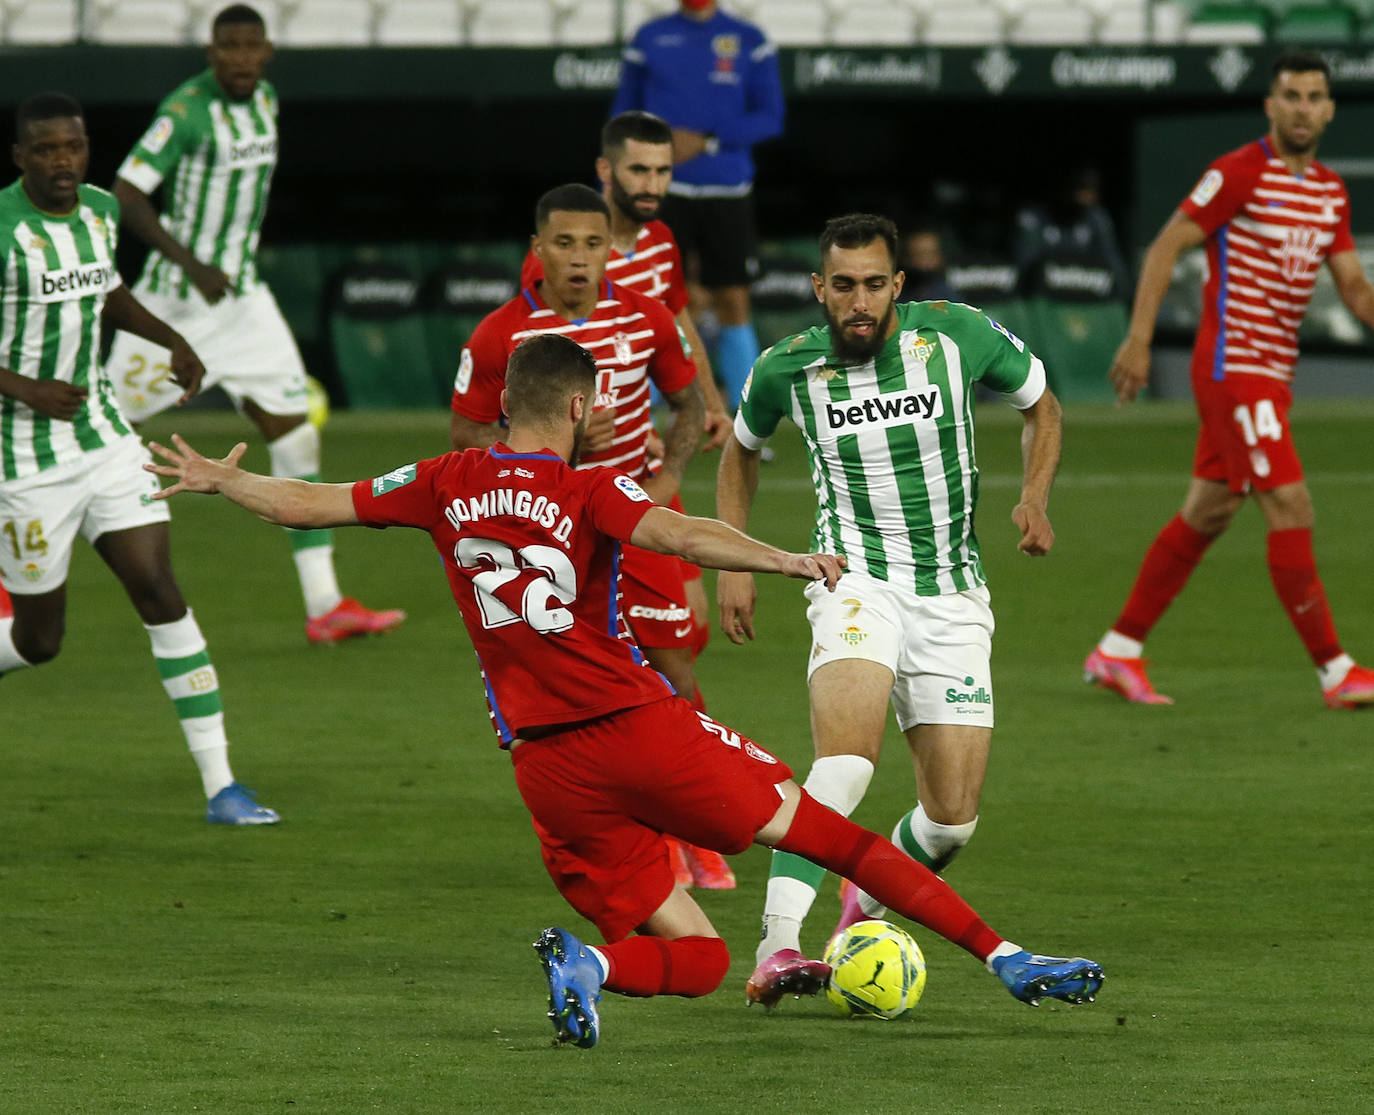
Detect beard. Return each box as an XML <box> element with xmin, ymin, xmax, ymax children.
<box><xmin>609</xmin><ymin>176</ymin><xmax>662</xmax><ymax>225</ymax></box>
<box><xmin>823</xmin><ymin>301</ymin><xmax>895</xmax><ymax>363</ymax></box>
<box><xmin>569</xmin><ymin>416</ymin><xmax>588</xmax><ymax>466</ymax></box>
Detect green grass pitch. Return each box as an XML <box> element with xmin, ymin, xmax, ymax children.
<box><xmin>3</xmin><ymin>401</ymin><xmax>1372</xmax><ymax>1112</ymax></box>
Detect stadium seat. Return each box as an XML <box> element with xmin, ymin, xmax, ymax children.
<box><xmin>1183</xmin><ymin>2</ymin><xmax>1270</xmax><ymax>42</ymax></box>
<box><xmin>556</xmin><ymin>0</ymin><xmax>617</xmax><ymax>44</ymax></box>
<box><xmin>1274</xmin><ymin>4</ymin><xmax>1357</xmax><ymax>42</ymax></box>
<box><xmin>4</xmin><ymin>0</ymin><xmax>78</xmax><ymax>42</ymax></box>
<box><xmin>279</xmin><ymin>0</ymin><xmax>375</xmax><ymax>46</ymax></box>
<box><xmin>750</xmin><ymin>0</ymin><xmax>831</xmax><ymax>45</ymax></box>
<box><xmin>468</xmin><ymin>0</ymin><xmax>556</xmax><ymax>45</ymax></box>
<box><xmin>1092</xmin><ymin>0</ymin><xmax>1150</xmax><ymax>44</ymax></box>
<box><xmin>422</xmin><ymin>257</ymin><xmax>520</xmax><ymax>404</ymax></box>
<box><xmin>328</xmin><ymin>262</ymin><xmax>437</xmax><ymax>408</ymax></box>
<box><xmin>1009</xmin><ymin>1</ymin><xmax>1098</xmax><ymax>43</ymax></box>
<box><xmin>923</xmin><ymin>7</ymin><xmax>1008</xmax><ymax>44</ymax></box>
<box><xmin>256</xmin><ymin>244</ymin><xmax>328</xmax><ymax>349</ymax></box>
<box><xmin>86</xmin><ymin>0</ymin><xmax>192</xmax><ymax>43</ymax></box>
<box><xmin>375</xmin><ymin>0</ymin><xmax>465</xmax><ymax>45</ymax></box>
<box><xmin>827</xmin><ymin>1</ymin><xmax>919</xmax><ymax>44</ymax></box>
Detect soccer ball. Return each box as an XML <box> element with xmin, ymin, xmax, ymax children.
<box><xmin>823</xmin><ymin>919</ymin><xmax>927</xmax><ymax>1020</ymax></box>
<box><xmin>305</xmin><ymin>375</ymin><xmax>330</xmax><ymax>429</ymax></box>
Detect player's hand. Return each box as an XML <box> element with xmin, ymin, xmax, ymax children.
<box><xmin>782</xmin><ymin>552</ymin><xmax>847</xmax><ymax>590</ymax></box>
<box><xmin>17</xmin><ymin>379</ymin><xmax>88</xmax><ymax>420</ymax></box>
<box><xmin>670</xmin><ymin>128</ymin><xmax>709</xmax><ymax>164</ymax></box>
<box><xmin>166</xmin><ymin>336</ymin><xmax>206</xmax><ymax>404</ymax></box>
<box><xmin>645</xmin><ymin>426</ymin><xmax>665</xmax><ymax>464</ymax></box>
<box><xmin>717</xmin><ymin>569</ymin><xmax>758</xmax><ymax>645</ymax></box>
<box><xmin>583</xmin><ymin>405</ymin><xmax>616</xmax><ymax>454</ymax></box>
<box><xmin>187</xmin><ymin>260</ymin><xmax>232</xmax><ymax>305</ymax></box>
<box><xmin>144</xmin><ymin>433</ymin><xmax>247</xmax><ymax>498</ymax></box>
<box><xmin>1108</xmin><ymin>336</ymin><xmax>1151</xmax><ymax>405</ymax></box>
<box><xmin>701</xmin><ymin>408</ymin><xmax>731</xmax><ymax>451</ymax></box>
<box><xmin>1012</xmin><ymin>502</ymin><xmax>1055</xmax><ymax>556</ymax></box>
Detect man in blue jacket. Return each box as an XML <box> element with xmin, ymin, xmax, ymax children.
<box><xmin>612</xmin><ymin>0</ymin><xmax>784</xmax><ymax>411</ymax></box>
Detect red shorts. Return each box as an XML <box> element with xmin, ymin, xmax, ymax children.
<box><xmin>619</xmin><ymin>542</ymin><xmax>695</xmax><ymax>649</ymax></box>
<box><xmin>509</xmin><ymin>697</ymin><xmax>793</xmax><ymax>942</ymax></box>
<box><xmin>1192</xmin><ymin>373</ymin><xmax>1303</xmax><ymax>494</ymax></box>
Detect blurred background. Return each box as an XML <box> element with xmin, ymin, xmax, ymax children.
<box><xmin>7</xmin><ymin>0</ymin><xmax>1374</xmax><ymax>408</ymax></box>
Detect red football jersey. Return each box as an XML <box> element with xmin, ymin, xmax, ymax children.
<box><xmin>1180</xmin><ymin>138</ymin><xmax>1354</xmax><ymax>385</ymax></box>
<box><xmin>352</xmin><ymin>447</ymin><xmax>671</xmax><ymax>745</ymax></box>
<box><xmin>450</xmin><ymin>281</ymin><xmax>697</xmax><ymax>479</ymax></box>
<box><xmin>520</xmin><ymin>220</ymin><xmax>689</xmax><ymax>315</ymax></box>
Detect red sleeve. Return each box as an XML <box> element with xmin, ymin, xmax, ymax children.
<box><xmin>351</xmin><ymin>455</ymin><xmax>446</xmax><ymax>530</ymax></box>
<box><xmin>1329</xmin><ymin>175</ymin><xmax>1356</xmax><ymax>255</ymax></box>
<box><xmin>450</xmin><ymin>310</ymin><xmax>511</xmax><ymax>422</ymax></box>
<box><xmin>643</xmin><ymin>297</ymin><xmax>697</xmax><ymax>395</ymax></box>
<box><xmin>519</xmin><ymin>249</ymin><xmax>544</xmax><ymax>290</ymax></box>
<box><xmin>1178</xmin><ymin>144</ymin><xmax>1262</xmax><ymax>237</ymax></box>
<box><xmin>583</xmin><ymin>467</ymin><xmax>658</xmax><ymax>542</ymax></box>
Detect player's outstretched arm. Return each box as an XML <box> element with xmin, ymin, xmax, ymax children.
<box><xmin>145</xmin><ymin>433</ymin><xmax>360</xmax><ymax>529</ymax></box>
<box><xmin>1013</xmin><ymin>387</ymin><xmax>1062</xmax><ymax>556</ymax></box>
<box><xmin>1109</xmin><ymin>210</ymin><xmax>1206</xmax><ymax>405</ymax></box>
<box><xmin>630</xmin><ymin>505</ymin><xmax>844</xmax><ymax>588</ymax></box>
<box><xmin>1327</xmin><ymin>250</ymin><xmax>1374</xmax><ymax>332</ymax></box>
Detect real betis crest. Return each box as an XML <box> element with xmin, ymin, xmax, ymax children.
<box><xmin>906</xmin><ymin>332</ymin><xmax>938</xmax><ymax>365</ymax></box>
<box><xmin>813</xmin><ymin>365</ymin><xmax>843</xmax><ymax>383</ymax></box>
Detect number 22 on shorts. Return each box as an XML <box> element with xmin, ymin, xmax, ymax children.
<box><xmin>1233</xmin><ymin>399</ymin><xmax>1282</xmax><ymax>446</ymax></box>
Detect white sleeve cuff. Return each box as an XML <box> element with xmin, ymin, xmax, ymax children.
<box><xmin>1002</xmin><ymin>355</ymin><xmax>1048</xmax><ymax>411</ymax></box>
<box><xmin>116</xmin><ymin>158</ymin><xmax>164</xmax><ymax>195</ymax></box>
<box><xmin>733</xmin><ymin>409</ymin><xmax>768</xmax><ymax>451</ymax></box>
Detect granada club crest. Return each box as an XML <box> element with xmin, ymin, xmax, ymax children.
<box><xmin>613</xmin><ymin>332</ymin><xmax>632</xmax><ymax>365</ymax></box>
<box><xmin>713</xmin><ymin>33</ymin><xmax>740</xmax><ymax>73</ymax></box>
<box><xmin>1280</xmin><ymin>225</ymin><xmax>1322</xmax><ymax>282</ymax></box>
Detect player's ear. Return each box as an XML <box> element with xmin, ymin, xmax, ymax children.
<box><xmin>892</xmin><ymin>269</ymin><xmax>905</xmax><ymax>298</ymax></box>
<box><xmin>570</xmin><ymin>391</ymin><xmax>586</xmax><ymax>424</ymax></box>
<box><xmin>811</xmin><ymin>272</ymin><xmax>825</xmax><ymax>303</ymax></box>
<box><xmin>499</xmin><ymin>388</ymin><xmax>510</xmax><ymax>419</ymax></box>
<box><xmin>595</xmin><ymin>157</ymin><xmax>612</xmax><ymax>187</ymax></box>
<box><xmin>531</xmin><ymin>233</ymin><xmax>542</xmax><ymax>261</ymax></box>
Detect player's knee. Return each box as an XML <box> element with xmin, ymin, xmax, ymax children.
<box><xmin>801</xmin><ymin>754</ymin><xmax>876</xmax><ymax>817</ymax></box>
<box><xmin>14</xmin><ymin>621</ymin><xmax>63</xmax><ymax>665</ymax></box>
<box><xmin>267</xmin><ymin>420</ymin><xmax>320</xmax><ymax>479</ymax></box>
<box><xmin>676</xmin><ymin>935</ymin><xmax>731</xmax><ymax>997</ymax></box>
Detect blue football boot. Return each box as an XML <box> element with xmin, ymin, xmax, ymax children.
<box><xmin>533</xmin><ymin>927</ymin><xmax>603</xmax><ymax>1048</ymax></box>
<box><xmin>993</xmin><ymin>950</ymin><xmax>1103</xmax><ymax>1007</ymax></box>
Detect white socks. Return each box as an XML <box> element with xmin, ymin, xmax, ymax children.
<box><xmin>0</xmin><ymin>617</ymin><xmax>31</xmax><ymax>672</ymax></box>
<box><xmin>145</xmin><ymin>609</ymin><xmax>234</xmax><ymax>799</ymax></box>
<box><xmin>1099</xmin><ymin>631</ymin><xmax>1144</xmax><ymax>659</ymax></box>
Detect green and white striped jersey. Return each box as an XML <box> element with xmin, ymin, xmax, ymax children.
<box><xmin>118</xmin><ymin>70</ymin><xmax>278</xmax><ymax>301</ymax></box>
<box><xmin>0</xmin><ymin>180</ymin><xmax>131</xmax><ymax>482</ymax></box>
<box><xmin>735</xmin><ymin>300</ymin><xmax>1046</xmax><ymax>596</ymax></box>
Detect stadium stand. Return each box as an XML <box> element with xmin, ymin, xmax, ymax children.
<box><xmin>10</xmin><ymin>1</ymin><xmax>1370</xmax><ymax>48</ymax></box>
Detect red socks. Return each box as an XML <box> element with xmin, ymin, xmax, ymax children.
<box><xmin>1267</xmin><ymin>528</ymin><xmax>1341</xmax><ymax>665</ymax></box>
<box><xmin>600</xmin><ymin>934</ymin><xmax>730</xmax><ymax>998</ymax></box>
<box><xmin>1114</xmin><ymin>514</ymin><xmax>1214</xmax><ymax>642</ymax></box>
<box><xmin>775</xmin><ymin>791</ymin><xmax>1003</xmax><ymax>961</ymax></box>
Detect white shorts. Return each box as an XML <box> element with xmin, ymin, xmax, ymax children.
<box><xmin>108</xmin><ymin>283</ymin><xmax>309</xmax><ymax>422</ymax></box>
<box><xmin>804</xmin><ymin>572</ymin><xmax>995</xmax><ymax>730</ymax></box>
<box><xmin>0</xmin><ymin>435</ymin><xmax>170</xmax><ymax>594</ymax></box>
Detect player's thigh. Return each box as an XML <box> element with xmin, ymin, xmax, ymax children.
<box><xmin>903</xmin><ymin>722</ymin><xmax>991</xmax><ymax>824</ymax></box>
<box><xmin>0</xmin><ymin>463</ymin><xmax>94</xmax><ymax>596</ymax></box>
<box><xmin>107</xmin><ymin>328</ymin><xmax>184</xmax><ymax>423</ymax></box>
<box><xmin>207</xmin><ymin>288</ymin><xmax>310</xmax><ymax>418</ymax></box>
<box><xmin>805</xmin><ymin>574</ymin><xmax>899</xmax><ymax>761</ymax></box>
<box><xmin>1193</xmin><ymin>378</ymin><xmax>1302</xmax><ymax>497</ymax></box>
<box><xmin>512</xmin><ymin>732</ymin><xmax>676</xmax><ymax>944</ymax></box>
<box><xmin>889</xmin><ymin>586</ymin><xmax>995</xmax><ymax>734</ymax></box>
<box><xmin>695</xmin><ymin>196</ymin><xmax>759</xmax><ymax>290</ymax></box>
